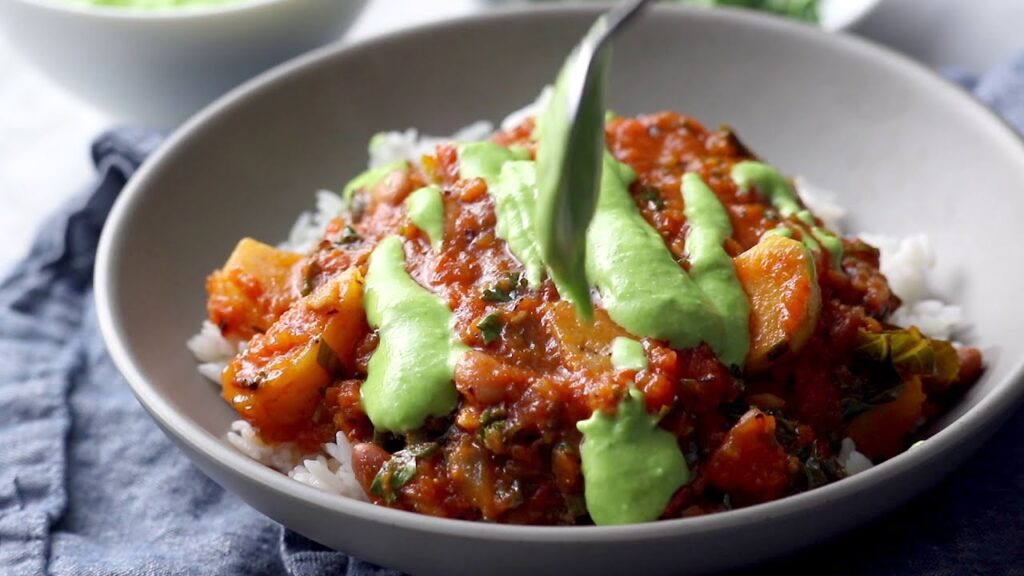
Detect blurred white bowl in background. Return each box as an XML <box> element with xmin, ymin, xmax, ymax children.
<box><xmin>0</xmin><ymin>0</ymin><xmax>367</xmax><ymax>128</ymax></box>
<box><xmin>819</xmin><ymin>0</ymin><xmax>881</xmax><ymax>31</ymax></box>
<box><xmin>479</xmin><ymin>0</ymin><xmax>883</xmax><ymax>32</ymax></box>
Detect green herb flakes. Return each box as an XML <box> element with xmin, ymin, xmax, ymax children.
<box><xmin>336</xmin><ymin>225</ymin><xmax>362</xmax><ymax>246</ymax></box>
<box><xmin>369</xmin><ymin>443</ymin><xmax>439</xmax><ymax>504</ymax></box>
<box><xmin>477</xmin><ymin>313</ymin><xmax>504</xmax><ymax>344</ymax></box>
<box><xmin>481</xmin><ymin>272</ymin><xmax>526</xmax><ymax>303</ymax></box>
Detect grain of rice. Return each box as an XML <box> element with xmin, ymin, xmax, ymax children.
<box><xmin>838</xmin><ymin>438</ymin><xmax>874</xmax><ymax>476</ymax></box>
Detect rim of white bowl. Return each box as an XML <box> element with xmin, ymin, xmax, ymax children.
<box><xmin>12</xmin><ymin>0</ymin><xmax>296</xmax><ymax>21</ymax></box>
<box><xmin>819</xmin><ymin>0</ymin><xmax>882</xmax><ymax>31</ymax></box>
<box><xmin>96</xmin><ymin>3</ymin><xmax>1024</xmax><ymax>543</ymax></box>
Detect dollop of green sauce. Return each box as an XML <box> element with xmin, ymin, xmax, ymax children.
<box><xmin>458</xmin><ymin>142</ymin><xmax>525</xmax><ymax>183</ymax></box>
<box><xmin>342</xmin><ymin>160</ymin><xmax>408</xmax><ymax>205</ymax></box>
<box><xmin>731</xmin><ymin>161</ymin><xmax>843</xmax><ymax>266</ymax></box>
<box><xmin>361</xmin><ymin>236</ymin><xmax>467</xmax><ymax>433</ymax></box>
<box><xmin>586</xmin><ymin>154</ymin><xmax>749</xmax><ymax>368</ymax></box>
<box><xmin>610</xmin><ymin>337</ymin><xmax>647</xmax><ymax>372</ymax></box>
<box><xmin>682</xmin><ymin>173</ymin><xmax>751</xmax><ymax>367</ymax></box>
<box><xmin>405</xmin><ymin>185</ymin><xmax>445</xmax><ymax>250</ymax></box>
<box><xmin>459</xmin><ymin>143</ymin><xmax>545</xmax><ymax>287</ymax></box>
<box><xmin>577</xmin><ymin>388</ymin><xmax>689</xmax><ymax>525</ymax></box>
<box><xmin>764</xmin><ymin>225</ymin><xmax>794</xmax><ymax>239</ymax></box>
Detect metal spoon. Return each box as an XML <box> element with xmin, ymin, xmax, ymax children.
<box><xmin>535</xmin><ymin>0</ymin><xmax>654</xmax><ymax>319</ymax></box>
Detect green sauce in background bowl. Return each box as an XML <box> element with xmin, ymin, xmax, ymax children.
<box><xmin>680</xmin><ymin>0</ymin><xmax>818</xmax><ymax>22</ymax></box>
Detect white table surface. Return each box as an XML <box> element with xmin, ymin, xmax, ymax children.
<box><xmin>0</xmin><ymin>0</ymin><xmax>1021</xmax><ymax>275</ymax></box>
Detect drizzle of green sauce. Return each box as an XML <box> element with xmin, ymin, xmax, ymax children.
<box><xmin>341</xmin><ymin>160</ymin><xmax>407</xmax><ymax>205</ymax></box>
<box><xmin>458</xmin><ymin>143</ymin><xmax>545</xmax><ymax>287</ymax></box>
<box><xmin>810</xmin><ymin>222</ymin><xmax>843</xmax><ymax>263</ymax></box>
<box><xmin>577</xmin><ymin>388</ymin><xmax>689</xmax><ymax>525</ymax></box>
<box><xmin>585</xmin><ymin>153</ymin><xmax>749</xmax><ymax>367</ymax></box>
<box><xmin>360</xmin><ymin>236</ymin><xmax>467</xmax><ymax>432</ymax></box>
<box><xmin>493</xmin><ymin>162</ymin><xmax>547</xmax><ymax>287</ymax></box>
<box><xmin>682</xmin><ymin>174</ymin><xmax>751</xmax><ymax>367</ymax></box>
<box><xmin>458</xmin><ymin>142</ymin><xmax>523</xmax><ymax>183</ymax></box>
<box><xmin>731</xmin><ymin>161</ymin><xmax>805</xmax><ymax>219</ymax></box>
<box><xmin>731</xmin><ymin>161</ymin><xmax>843</xmax><ymax>266</ymax></box>
<box><xmin>795</xmin><ymin>221</ymin><xmax>823</xmax><ymax>253</ymax></box>
<box><xmin>405</xmin><ymin>185</ymin><xmax>445</xmax><ymax>250</ymax></box>
<box><xmin>610</xmin><ymin>337</ymin><xmax>648</xmax><ymax>372</ymax></box>
<box><xmin>763</xmin><ymin>226</ymin><xmax>794</xmax><ymax>239</ymax></box>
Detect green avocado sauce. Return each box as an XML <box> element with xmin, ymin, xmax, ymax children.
<box><xmin>586</xmin><ymin>153</ymin><xmax>750</xmax><ymax>367</ymax></box>
<box><xmin>577</xmin><ymin>387</ymin><xmax>689</xmax><ymax>525</ymax></box>
<box><xmin>682</xmin><ymin>174</ymin><xmax>751</xmax><ymax>367</ymax></box>
<box><xmin>458</xmin><ymin>141</ymin><xmax>526</xmax><ymax>182</ymax></box>
<box><xmin>458</xmin><ymin>143</ymin><xmax>545</xmax><ymax>287</ymax></box>
<box><xmin>763</xmin><ymin>225</ymin><xmax>794</xmax><ymax>239</ymax></box>
<box><xmin>676</xmin><ymin>0</ymin><xmax>818</xmax><ymax>22</ymax></box>
<box><xmin>360</xmin><ymin>236</ymin><xmax>467</xmax><ymax>433</ymax></box>
<box><xmin>405</xmin><ymin>185</ymin><xmax>445</xmax><ymax>250</ymax></box>
<box><xmin>342</xmin><ymin>160</ymin><xmax>408</xmax><ymax>205</ymax></box>
<box><xmin>610</xmin><ymin>337</ymin><xmax>647</xmax><ymax>372</ymax></box>
<box><xmin>731</xmin><ymin>161</ymin><xmax>843</xmax><ymax>266</ymax></box>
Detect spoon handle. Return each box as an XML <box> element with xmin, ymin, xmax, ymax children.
<box><xmin>590</xmin><ymin>0</ymin><xmax>654</xmax><ymax>53</ymax></box>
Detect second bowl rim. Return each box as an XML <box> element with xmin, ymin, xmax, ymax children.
<box><xmin>10</xmin><ymin>0</ymin><xmax>303</xmax><ymax>21</ymax></box>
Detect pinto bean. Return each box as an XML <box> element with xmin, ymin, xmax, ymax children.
<box><xmin>351</xmin><ymin>442</ymin><xmax>390</xmax><ymax>493</ymax></box>
<box><xmin>453</xmin><ymin>350</ymin><xmax>532</xmax><ymax>405</ymax></box>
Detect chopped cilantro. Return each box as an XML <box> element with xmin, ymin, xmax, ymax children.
<box><xmin>336</xmin><ymin>225</ymin><xmax>362</xmax><ymax>245</ymax></box>
<box><xmin>477</xmin><ymin>313</ymin><xmax>503</xmax><ymax>344</ymax></box>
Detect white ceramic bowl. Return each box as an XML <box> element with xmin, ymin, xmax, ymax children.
<box><xmin>0</xmin><ymin>0</ymin><xmax>366</xmax><ymax>127</ymax></box>
<box><xmin>95</xmin><ymin>6</ymin><xmax>1024</xmax><ymax>576</ymax></box>
<box><xmin>818</xmin><ymin>0</ymin><xmax>881</xmax><ymax>30</ymax></box>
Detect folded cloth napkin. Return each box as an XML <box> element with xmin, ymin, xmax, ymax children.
<box><xmin>2</xmin><ymin>56</ymin><xmax>1024</xmax><ymax>576</ymax></box>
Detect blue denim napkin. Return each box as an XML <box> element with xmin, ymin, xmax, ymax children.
<box><xmin>2</xmin><ymin>56</ymin><xmax>1024</xmax><ymax>576</ymax></box>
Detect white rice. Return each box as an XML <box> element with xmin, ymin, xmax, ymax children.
<box><xmin>857</xmin><ymin>233</ymin><xmax>965</xmax><ymax>340</ymax></box>
<box><xmin>189</xmin><ymin>96</ymin><xmax>967</xmax><ymax>497</ymax></box>
<box><xmin>226</xmin><ymin>419</ymin><xmax>303</xmax><ymax>473</ymax></box>
<box><xmin>287</xmin><ymin>439</ymin><xmax>366</xmax><ymax>500</ymax></box>
<box><xmin>186</xmin><ymin>320</ymin><xmax>241</xmax><ymax>384</ymax></box>
<box><xmin>367</xmin><ymin>120</ymin><xmax>495</xmax><ymax>171</ymax></box>
<box><xmin>280</xmin><ymin>190</ymin><xmax>347</xmax><ymax>254</ymax></box>
<box><xmin>838</xmin><ymin>437</ymin><xmax>874</xmax><ymax>476</ymax></box>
